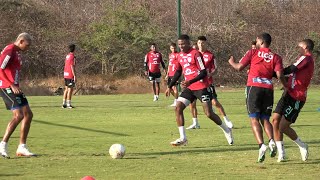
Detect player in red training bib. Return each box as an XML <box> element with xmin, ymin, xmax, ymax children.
<box><xmin>165</xmin><ymin>34</ymin><xmax>233</xmax><ymax>147</ymax></box>
<box><xmin>272</xmin><ymin>39</ymin><xmax>315</xmax><ymax>162</ymax></box>
<box><xmin>0</xmin><ymin>33</ymin><xmax>36</xmax><ymax>158</ymax></box>
<box><xmin>62</xmin><ymin>44</ymin><xmax>76</xmax><ymax>108</ymax></box>
<box><xmin>229</xmin><ymin>33</ymin><xmax>287</xmax><ymax>163</ymax></box>
<box><xmin>144</xmin><ymin>43</ymin><xmax>166</xmax><ymax>101</ymax></box>
<box><xmin>165</xmin><ymin>42</ymin><xmax>179</xmax><ymax>107</ymax></box>
<box><xmin>186</xmin><ymin>36</ymin><xmax>234</xmax><ymax>130</ymax></box>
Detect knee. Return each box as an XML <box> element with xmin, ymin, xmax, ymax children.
<box><xmin>26</xmin><ymin>111</ymin><xmax>33</xmax><ymax>120</ymax></box>
<box><xmin>14</xmin><ymin>113</ymin><xmax>24</xmax><ymax>122</ymax></box>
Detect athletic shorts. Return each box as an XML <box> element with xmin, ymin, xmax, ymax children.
<box><xmin>65</xmin><ymin>78</ymin><xmax>75</xmax><ymax>88</ymax></box>
<box><xmin>273</xmin><ymin>92</ymin><xmax>305</xmax><ymax>123</ymax></box>
<box><xmin>148</xmin><ymin>72</ymin><xmax>161</xmax><ymax>82</ymax></box>
<box><xmin>178</xmin><ymin>87</ymin><xmax>212</xmax><ymax>106</ymax></box>
<box><xmin>208</xmin><ymin>84</ymin><xmax>218</xmax><ymax>99</ymax></box>
<box><xmin>246</xmin><ymin>86</ymin><xmax>273</xmax><ymax>119</ymax></box>
<box><xmin>0</xmin><ymin>88</ymin><xmax>29</xmax><ymax>110</ymax></box>
<box><xmin>167</xmin><ymin>76</ymin><xmax>178</xmax><ymax>86</ymax></box>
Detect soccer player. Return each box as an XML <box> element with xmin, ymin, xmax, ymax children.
<box><xmin>251</xmin><ymin>40</ymin><xmax>257</xmax><ymax>49</ymax></box>
<box><xmin>62</xmin><ymin>44</ymin><xmax>76</xmax><ymax>108</ymax></box>
<box><xmin>187</xmin><ymin>36</ymin><xmax>233</xmax><ymax>129</ymax></box>
<box><xmin>228</xmin><ymin>33</ymin><xmax>286</xmax><ymax>162</ymax></box>
<box><xmin>165</xmin><ymin>34</ymin><xmax>233</xmax><ymax>146</ymax></box>
<box><xmin>144</xmin><ymin>43</ymin><xmax>166</xmax><ymax>101</ymax></box>
<box><xmin>0</xmin><ymin>33</ymin><xmax>36</xmax><ymax>158</ymax></box>
<box><xmin>165</xmin><ymin>43</ymin><xmax>179</xmax><ymax>106</ymax></box>
<box><xmin>272</xmin><ymin>39</ymin><xmax>314</xmax><ymax>162</ymax></box>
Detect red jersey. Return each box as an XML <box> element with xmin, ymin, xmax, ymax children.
<box><xmin>0</xmin><ymin>44</ymin><xmax>21</xmax><ymax>88</ymax></box>
<box><xmin>144</xmin><ymin>51</ymin><xmax>164</xmax><ymax>73</ymax></box>
<box><xmin>240</xmin><ymin>48</ymin><xmax>283</xmax><ymax>89</ymax></box>
<box><xmin>287</xmin><ymin>54</ymin><xmax>314</xmax><ymax>101</ymax></box>
<box><xmin>64</xmin><ymin>52</ymin><xmax>75</xmax><ymax>79</ymax></box>
<box><xmin>201</xmin><ymin>50</ymin><xmax>216</xmax><ymax>84</ymax></box>
<box><xmin>167</xmin><ymin>52</ymin><xmax>178</xmax><ymax>77</ymax></box>
<box><xmin>176</xmin><ymin>48</ymin><xmax>209</xmax><ymax>90</ymax></box>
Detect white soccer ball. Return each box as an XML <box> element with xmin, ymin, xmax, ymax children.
<box><xmin>109</xmin><ymin>144</ymin><xmax>126</xmax><ymax>159</ymax></box>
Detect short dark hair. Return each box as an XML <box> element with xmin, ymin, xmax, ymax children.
<box><xmin>251</xmin><ymin>40</ymin><xmax>257</xmax><ymax>45</ymax></box>
<box><xmin>178</xmin><ymin>34</ymin><xmax>190</xmax><ymax>41</ymax></box>
<box><xmin>150</xmin><ymin>43</ymin><xmax>156</xmax><ymax>46</ymax></box>
<box><xmin>170</xmin><ymin>42</ymin><xmax>176</xmax><ymax>47</ymax></box>
<box><xmin>197</xmin><ymin>36</ymin><xmax>207</xmax><ymax>41</ymax></box>
<box><xmin>69</xmin><ymin>44</ymin><xmax>76</xmax><ymax>52</ymax></box>
<box><xmin>302</xmin><ymin>39</ymin><xmax>314</xmax><ymax>51</ymax></box>
<box><xmin>257</xmin><ymin>33</ymin><xmax>272</xmax><ymax>46</ymax></box>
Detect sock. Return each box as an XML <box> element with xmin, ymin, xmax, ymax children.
<box><xmin>67</xmin><ymin>100</ymin><xmax>71</xmax><ymax>106</ymax></box>
<box><xmin>269</xmin><ymin>139</ymin><xmax>275</xmax><ymax>144</ymax></box>
<box><xmin>223</xmin><ymin>116</ymin><xmax>229</xmax><ymax>121</ymax></box>
<box><xmin>174</xmin><ymin>99</ymin><xmax>177</xmax><ymax>104</ymax></box>
<box><xmin>63</xmin><ymin>99</ymin><xmax>66</xmax><ymax>105</ymax></box>
<box><xmin>294</xmin><ymin>137</ymin><xmax>305</xmax><ymax>147</ymax></box>
<box><xmin>219</xmin><ymin>123</ymin><xmax>230</xmax><ymax>133</ymax></box>
<box><xmin>178</xmin><ymin>126</ymin><xmax>186</xmax><ymax>140</ymax></box>
<box><xmin>192</xmin><ymin>118</ymin><xmax>198</xmax><ymax>125</ymax></box>
<box><xmin>259</xmin><ymin>143</ymin><xmax>263</xmax><ymax>149</ymax></box>
<box><xmin>0</xmin><ymin>141</ymin><xmax>6</xmax><ymax>145</ymax></box>
<box><xmin>276</xmin><ymin>141</ymin><xmax>284</xmax><ymax>155</ymax></box>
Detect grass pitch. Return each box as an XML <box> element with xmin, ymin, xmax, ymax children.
<box><xmin>0</xmin><ymin>88</ymin><xmax>320</xmax><ymax>179</ymax></box>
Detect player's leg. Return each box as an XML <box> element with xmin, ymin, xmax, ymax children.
<box><xmin>155</xmin><ymin>82</ymin><xmax>160</xmax><ymax>100</ymax></box>
<box><xmin>154</xmin><ymin>74</ymin><xmax>161</xmax><ymax>101</ymax></box>
<box><xmin>170</xmin><ymin>88</ymin><xmax>195</xmax><ymax>146</ymax></box>
<box><xmin>212</xmin><ymin>98</ymin><xmax>233</xmax><ymax>128</ymax></box>
<box><xmin>62</xmin><ymin>84</ymin><xmax>68</xmax><ymax>108</ymax></box>
<box><xmin>186</xmin><ymin>100</ymin><xmax>200</xmax><ymax>129</ymax></box>
<box><xmin>170</xmin><ymin>85</ymin><xmax>178</xmax><ymax>106</ymax></box>
<box><xmin>66</xmin><ymin>87</ymin><xmax>74</xmax><ymax>108</ymax></box>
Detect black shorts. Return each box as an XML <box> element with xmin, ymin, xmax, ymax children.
<box><xmin>65</xmin><ymin>78</ymin><xmax>75</xmax><ymax>88</ymax></box>
<box><xmin>246</xmin><ymin>86</ymin><xmax>273</xmax><ymax>118</ymax></box>
<box><xmin>0</xmin><ymin>88</ymin><xmax>29</xmax><ymax>110</ymax></box>
<box><xmin>179</xmin><ymin>87</ymin><xmax>212</xmax><ymax>106</ymax></box>
<box><xmin>148</xmin><ymin>72</ymin><xmax>161</xmax><ymax>82</ymax></box>
<box><xmin>167</xmin><ymin>76</ymin><xmax>178</xmax><ymax>86</ymax></box>
<box><xmin>274</xmin><ymin>92</ymin><xmax>305</xmax><ymax>123</ymax></box>
<box><xmin>209</xmin><ymin>84</ymin><xmax>218</xmax><ymax>99</ymax></box>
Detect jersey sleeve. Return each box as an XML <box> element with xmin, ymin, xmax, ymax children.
<box><xmin>195</xmin><ymin>52</ymin><xmax>206</xmax><ymax>70</ymax></box>
<box><xmin>274</xmin><ymin>55</ymin><xmax>284</xmax><ymax>72</ymax></box>
<box><xmin>0</xmin><ymin>47</ymin><xmax>13</xmax><ymax>69</ymax></box>
<box><xmin>239</xmin><ymin>50</ymin><xmax>253</xmax><ymax>67</ymax></box>
<box><xmin>293</xmin><ymin>56</ymin><xmax>309</xmax><ymax>70</ymax></box>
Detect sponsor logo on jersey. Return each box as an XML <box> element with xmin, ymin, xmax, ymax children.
<box><xmin>258</xmin><ymin>51</ymin><xmax>274</xmax><ymax>62</ymax></box>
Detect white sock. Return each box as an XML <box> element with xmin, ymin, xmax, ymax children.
<box><xmin>67</xmin><ymin>100</ymin><xmax>71</xmax><ymax>106</ymax></box>
<box><xmin>276</xmin><ymin>141</ymin><xmax>284</xmax><ymax>155</ymax></box>
<box><xmin>219</xmin><ymin>123</ymin><xmax>230</xmax><ymax>133</ymax></box>
<box><xmin>178</xmin><ymin>126</ymin><xmax>186</xmax><ymax>140</ymax></box>
<box><xmin>223</xmin><ymin>116</ymin><xmax>229</xmax><ymax>121</ymax></box>
<box><xmin>63</xmin><ymin>99</ymin><xmax>66</xmax><ymax>105</ymax></box>
<box><xmin>294</xmin><ymin>137</ymin><xmax>305</xmax><ymax>147</ymax></box>
<box><xmin>0</xmin><ymin>141</ymin><xmax>6</xmax><ymax>145</ymax></box>
<box><xmin>174</xmin><ymin>99</ymin><xmax>177</xmax><ymax>104</ymax></box>
<box><xmin>192</xmin><ymin>118</ymin><xmax>198</xmax><ymax>125</ymax></box>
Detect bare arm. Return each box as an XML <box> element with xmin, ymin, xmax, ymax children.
<box><xmin>228</xmin><ymin>56</ymin><xmax>245</xmax><ymax>71</ymax></box>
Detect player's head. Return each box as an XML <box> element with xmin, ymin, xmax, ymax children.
<box><xmin>14</xmin><ymin>32</ymin><xmax>33</xmax><ymax>51</ymax></box>
<box><xmin>178</xmin><ymin>34</ymin><xmax>191</xmax><ymax>53</ymax></box>
<box><xmin>197</xmin><ymin>36</ymin><xmax>207</xmax><ymax>52</ymax></box>
<box><xmin>251</xmin><ymin>40</ymin><xmax>257</xmax><ymax>49</ymax></box>
<box><xmin>69</xmin><ymin>44</ymin><xmax>76</xmax><ymax>52</ymax></box>
<box><xmin>298</xmin><ymin>39</ymin><xmax>314</xmax><ymax>55</ymax></box>
<box><xmin>150</xmin><ymin>43</ymin><xmax>156</xmax><ymax>52</ymax></box>
<box><xmin>170</xmin><ymin>42</ymin><xmax>177</xmax><ymax>53</ymax></box>
<box><xmin>256</xmin><ymin>33</ymin><xmax>272</xmax><ymax>48</ymax></box>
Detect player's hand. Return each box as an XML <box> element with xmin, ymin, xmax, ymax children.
<box><xmin>228</xmin><ymin>56</ymin><xmax>235</xmax><ymax>64</ymax></box>
<box><xmin>181</xmin><ymin>81</ymin><xmax>190</xmax><ymax>88</ymax></box>
<box><xmin>144</xmin><ymin>71</ymin><xmax>148</xmax><ymax>76</ymax></box>
<box><xmin>165</xmin><ymin>87</ymin><xmax>172</xmax><ymax>97</ymax></box>
<box><xmin>10</xmin><ymin>84</ymin><xmax>22</xmax><ymax>94</ymax></box>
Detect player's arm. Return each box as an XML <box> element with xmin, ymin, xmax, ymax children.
<box><xmin>229</xmin><ymin>50</ymin><xmax>252</xmax><ymax>71</ymax></box>
<box><xmin>166</xmin><ymin>64</ymin><xmax>181</xmax><ymax>97</ymax></box>
<box><xmin>71</xmin><ymin>57</ymin><xmax>76</xmax><ymax>82</ymax></box>
<box><xmin>160</xmin><ymin>54</ymin><xmax>166</xmax><ymax>74</ymax></box>
<box><xmin>228</xmin><ymin>56</ymin><xmax>246</xmax><ymax>71</ymax></box>
<box><xmin>208</xmin><ymin>57</ymin><xmax>218</xmax><ymax>77</ymax></box>
<box><xmin>144</xmin><ymin>54</ymin><xmax>149</xmax><ymax>75</ymax></box>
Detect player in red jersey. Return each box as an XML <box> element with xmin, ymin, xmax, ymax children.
<box><xmin>272</xmin><ymin>39</ymin><xmax>314</xmax><ymax>162</ymax></box>
<box><xmin>62</xmin><ymin>44</ymin><xmax>76</xmax><ymax>108</ymax></box>
<box><xmin>229</xmin><ymin>33</ymin><xmax>287</xmax><ymax>162</ymax></box>
<box><xmin>187</xmin><ymin>36</ymin><xmax>234</xmax><ymax>130</ymax></box>
<box><xmin>165</xmin><ymin>43</ymin><xmax>179</xmax><ymax>106</ymax></box>
<box><xmin>165</xmin><ymin>34</ymin><xmax>233</xmax><ymax>146</ymax></box>
<box><xmin>0</xmin><ymin>33</ymin><xmax>36</xmax><ymax>158</ymax></box>
<box><xmin>144</xmin><ymin>43</ymin><xmax>166</xmax><ymax>101</ymax></box>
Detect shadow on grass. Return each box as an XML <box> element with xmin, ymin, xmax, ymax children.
<box><xmin>0</xmin><ymin>174</ymin><xmax>22</xmax><ymax>177</ymax></box>
<box><xmin>33</xmin><ymin>119</ymin><xmax>129</xmax><ymax>136</ymax></box>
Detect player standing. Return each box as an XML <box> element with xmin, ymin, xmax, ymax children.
<box><xmin>165</xmin><ymin>34</ymin><xmax>233</xmax><ymax>146</ymax></box>
<box><xmin>62</xmin><ymin>44</ymin><xmax>76</xmax><ymax>108</ymax></box>
<box><xmin>144</xmin><ymin>43</ymin><xmax>166</xmax><ymax>101</ymax></box>
<box><xmin>0</xmin><ymin>33</ymin><xmax>36</xmax><ymax>158</ymax></box>
<box><xmin>187</xmin><ymin>36</ymin><xmax>233</xmax><ymax>129</ymax></box>
<box><xmin>228</xmin><ymin>33</ymin><xmax>286</xmax><ymax>162</ymax></box>
<box><xmin>272</xmin><ymin>39</ymin><xmax>314</xmax><ymax>162</ymax></box>
<box><xmin>165</xmin><ymin>43</ymin><xmax>179</xmax><ymax>106</ymax></box>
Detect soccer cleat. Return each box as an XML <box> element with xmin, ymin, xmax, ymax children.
<box><xmin>0</xmin><ymin>143</ymin><xmax>10</xmax><ymax>159</ymax></box>
<box><xmin>299</xmin><ymin>143</ymin><xmax>309</xmax><ymax>161</ymax></box>
<box><xmin>269</xmin><ymin>140</ymin><xmax>277</xmax><ymax>157</ymax></box>
<box><xmin>16</xmin><ymin>144</ymin><xmax>36</xmax><ymax>157</ymax></box>
<box><xmin>62</xmin><ymin>104</ymin><xmax>67</xmax><ymax>108</ymax></box>
<box><xmin>224</xmin><ymin>119</ymin><xmax>234</xmax><ymax>129</ymax></box>
<box><xmin>66</xmin><ymin>105</ymin><xmax>74</xmax><ymax>109</ymax></box>
<box><xmin>170</xmin><ymin>103</ymin><xmax>176</xmax><ymax>107</ymax></box>
<box><xmin>223</xmin><ymin>129</ymin><xmax>234</xmax><ymax>145</ymax></box>
<box><xmin>153</xmin><ymin>97</ymin><xmax>158</xmax><ymax>101</ymax></box>
<box><xmin>277</xmin><ymin>153</ymin><xmax>286</xmax><ymax>162</ymax></box>
<box><xmin>186</xmin><ymin>124</ymin><xmax>200</xmax><ymax>130</ymax></box>
<box><xmin>258</xmin><ymin>144</ymin><xmax>267</xmax><ymax>163</ymax></box>
<box><xmin>170</xmin><ymin>138</ymin><xmax>188</xmax><ymax>146</ymax></box>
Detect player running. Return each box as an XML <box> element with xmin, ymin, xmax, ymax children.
<box><xmin>272</xmin><ymin>39</ymin><xmax>314</xmax><ymax>162</ymax></box>
<box><xmin>165</xmin><ymin>43</ymin><xmax>179</xmax><ymax>107</ymax></box>
<box><xmin>144</xmin><ymin>43</ymin><xmax>166</xmax><ymax>101</ymax></box>
<box><xmin>165</xmin><ymin>34</ymin><xmax>233</xmax><ymax>146</ymax></box>
<box><xmin>62</xmin><ymin>44</ymin><xmax>76</xmax><ymax>108</ymax></box>
<box><xmin>228</xmin><ymin>33</ymin><xmax>286</xmax><ymax>162</ymax></box>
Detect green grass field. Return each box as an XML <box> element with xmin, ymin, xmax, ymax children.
<box><xmin>0</xmin><ymin>88</ymin><xmax>320</xmax><ymax>180</ymax></box>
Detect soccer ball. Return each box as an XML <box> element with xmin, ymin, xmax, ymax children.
<box><xmin>109</xmin><ymin>144</ymin><xmax>125</xmax><ymax>159</ymax></box>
